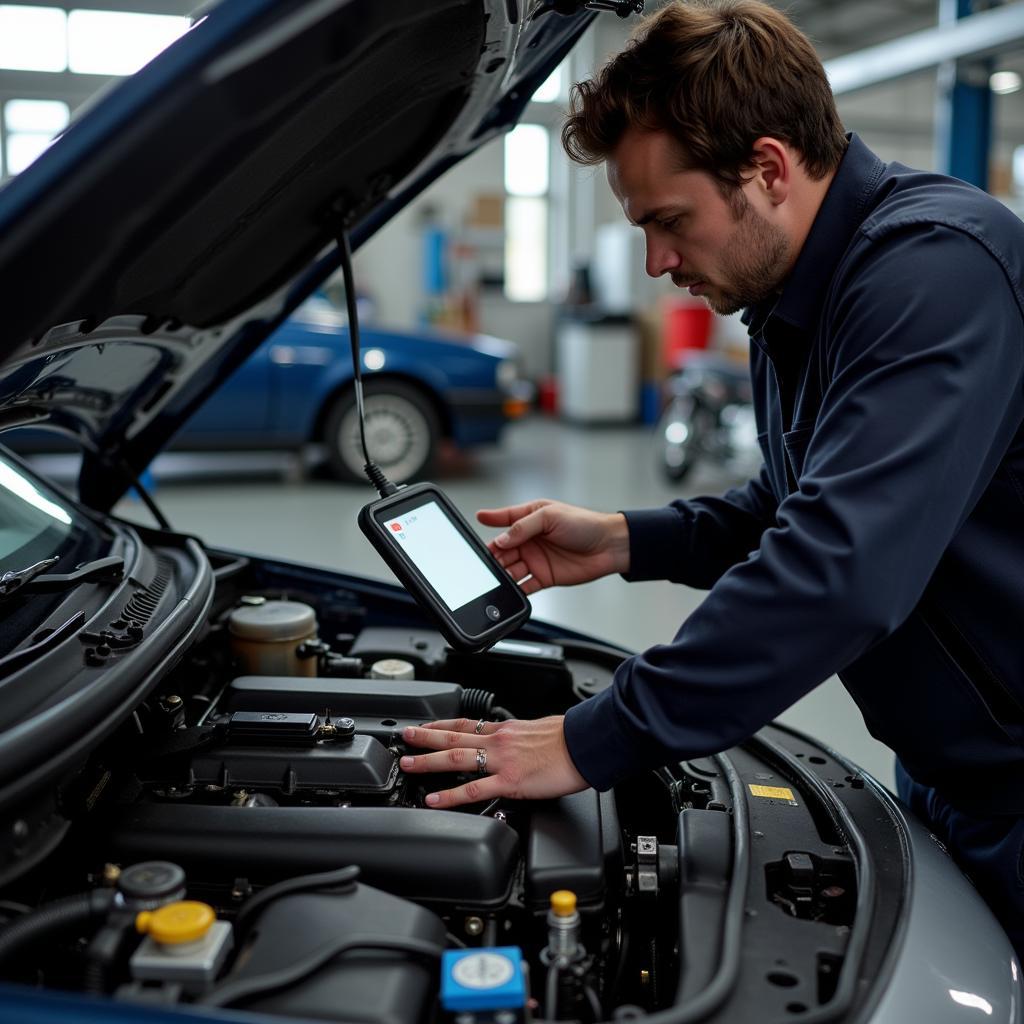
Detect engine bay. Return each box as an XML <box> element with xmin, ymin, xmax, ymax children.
<box><xmin>0</xmin><ymin>540</ymin><xmax>904</xmax><ymax>1023</ymax></box>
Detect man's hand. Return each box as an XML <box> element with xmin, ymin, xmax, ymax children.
<box><xmin>477</xmin><ymin>499</ymin><xmax>629</xmax><ymax>595</ymax></box>
<box><xmin>399</xmin><ymin>716</ymin><xmax>588</xmax><ymax>808</ymax></box>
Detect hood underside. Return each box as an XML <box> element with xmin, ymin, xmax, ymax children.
<box><xmin>0</xmin><ymin>0</ymin><xmax>593</xmax><ymax>508</ymax></box>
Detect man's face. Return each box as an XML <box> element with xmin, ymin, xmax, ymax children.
<box><xmin>607</xmin><ymin>128</ymin><xmax>791</xmax><ymax>315</ymax></box>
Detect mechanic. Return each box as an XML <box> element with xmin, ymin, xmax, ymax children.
<box><xmin>400</xmin><ymin>0</ymin><xmax>1024</xmax><ymax>953</ymax></box>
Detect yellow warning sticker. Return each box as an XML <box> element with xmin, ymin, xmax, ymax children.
<box><xmin>748</xmin><ymin>784</ymin><xmax>798</xmax><ymax>805</ymax></box>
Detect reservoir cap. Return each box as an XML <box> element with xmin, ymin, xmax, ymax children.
<box><xmin>136</xmin><ymin>901</ymin><xmax>215</xmax><ymax>945</ymax></box>
<box><xmin>441</xmin><ymin>947</ymin><xmax>525</xmax><ymax>1011</ymax></box>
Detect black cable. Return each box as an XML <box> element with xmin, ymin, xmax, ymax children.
<box><xmin>197</xmin><ymin>934</ymin><xmax>443</xmax><ymax>1007</ymax></box>
<box><xmin>584</xmin><ymin>984</ymin><xmax>603</xmax><ymax>1021</ymax></box>
<box><xmin>337</xmin><ymin>230</ymin><xmax>398</xmax><ymax>498</ymax></box>
<box><xmin>546</xmin><ymin>959</ymin><xmax>562</xmax><ymax>1020</ymax></box>
<box><xmin>232</xmin><ymin>864</ymin><xmax>360</xmax><ymax>939</ymax></box>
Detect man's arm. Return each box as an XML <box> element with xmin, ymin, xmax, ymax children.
<box><xmin>621</xmin><ymin>467</ymin><xmax>779</xmax><ymax>588</ymax></box>
<box><xmin>565</xmin><ymin>225</ymin><xmax>1024</xmax><ymax>789</ymax></box>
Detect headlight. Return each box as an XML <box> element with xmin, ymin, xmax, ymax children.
<box><xmin>496</xmin><ymin>360</ymin><xmax>518</xmax><ymax>389</ymax></box>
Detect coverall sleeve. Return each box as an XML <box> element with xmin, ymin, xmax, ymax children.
<box><xmin>564</xmin><ymin>225</ymin><xmax>1024</xmax><ymax>789</ymax></box>
<box><xmin>621</xmin><ymin>467</ymin><xmax>779</xmax><ymax>588</ymax></box>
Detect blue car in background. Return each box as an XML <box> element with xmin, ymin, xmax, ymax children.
<box><xmin>167</xmin><ymin>293</ymin><xmax>529</xmax><ymax>483</ymax></box>
<box><xmin>8</xmin><ymin>293</ymin><xmax>530</xmax><ymax>484</ymax></box>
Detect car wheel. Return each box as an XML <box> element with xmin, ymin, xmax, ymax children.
<box><xmin>324</xmin><ymin>380</ymin><xmax>440</xmax><ymax>484</ymax></box>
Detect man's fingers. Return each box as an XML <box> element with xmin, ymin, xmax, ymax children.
<box><xmin>492</xmin><ymin>507</ymin><xmax>551</xmax><ymax>550</ymax></box>
<box><xmin>499</xmin><ymin>558</ymin><xmax>530</xmax><ymax>583</ymax></box>
<box><xmin>477</xmin><ymin>500</ymin><xmax>550</xmax><ymax>528</ymax></box>
<box><xmin>400</xmin><ymin>747</ymin><xmax>484</xmax><ymax>773</ymax></box>
<box><xmin>405</xmin><ymin>721</ymin><xmax>499</xmax><ymax>743</ymax></box>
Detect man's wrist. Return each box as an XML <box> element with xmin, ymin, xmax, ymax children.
<box><xmin>606</xmin><ymin>512</ymin><xmax>630</xmax><ymax>575</ymax></box>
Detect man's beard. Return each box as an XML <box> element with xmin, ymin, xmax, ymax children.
<box><xmin>701</xmin><ymin>191</ymin><xmax>790</xmax><ymax>316</ymax></box>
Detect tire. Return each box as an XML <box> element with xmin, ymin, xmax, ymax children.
<box><xmin>324</xmin><ymin>380</ymin><xmax>440</xmax><ymax>484</ymax></box>
<box><xmin>657</xmin><ymin>398</ymin><xmax>710</xmax><ymax>483</ymax></box>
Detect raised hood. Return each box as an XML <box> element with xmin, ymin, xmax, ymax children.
<box><xmin>0</xmin><ymin>0</ymin><xmax>595</xmax><ymax>509</ymax></box>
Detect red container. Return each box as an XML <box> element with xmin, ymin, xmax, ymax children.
<box><xmin>663</xmin><ymin>302</ymin><xmax>714</xmax><ymax>370</ymax></box>
<box><xmin>537</xmin><ymin>375</ymin><xmax>559</xmax><ymax>415</ymax></box>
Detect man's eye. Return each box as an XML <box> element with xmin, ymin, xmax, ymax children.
<box><xmin>658</xmin><ymin>216</ymin><xmax>680</xmax><ymax>231</ymax></box>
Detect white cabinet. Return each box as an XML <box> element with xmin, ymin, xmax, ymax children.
<box><xmin>557</xmin><ymin>319</ymin><xmax>638</xmax><ymax>423</ymax></box>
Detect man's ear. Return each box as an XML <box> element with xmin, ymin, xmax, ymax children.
<box><xmin>748</xmin><ymin>137</ymin><xmax>792</xmax><ymax>204</ymax></box>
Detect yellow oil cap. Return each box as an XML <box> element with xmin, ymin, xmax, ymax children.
<box><xmin>550</xmin><ymin>890</ymin><xmax>577</xmax><ymax>917</ymax></box>
<box><xmin>136</xmin><ymin>901</ymin><xmax>215</xmax><ymax>944</ymax></box>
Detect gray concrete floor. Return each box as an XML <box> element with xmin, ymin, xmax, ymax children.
<box><xmin>111</xmin><ymin>416</ymin><xmax>896</xmax><ymax>789</ymax></box>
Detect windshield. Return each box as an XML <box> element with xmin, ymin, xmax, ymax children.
<box><xmin>0</xmin><ymin>457</ymin><xmax>75</xmax><ymax>570</ymax></box>
<box><xmin>0</xmin><ymin>449</ymin><xmax>111</xmax><ymax>654</ymax></box>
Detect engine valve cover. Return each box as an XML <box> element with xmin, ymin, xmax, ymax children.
<box><xmin>190</xmin><ymin>733</ymin><xmax>397</xmax><ymax>795</ymax></box>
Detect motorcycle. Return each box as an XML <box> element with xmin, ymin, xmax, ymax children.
<box><xmin>656</xmin><ymin>350</ymin><xmax>760</xmax><ymax>482</ymax></box>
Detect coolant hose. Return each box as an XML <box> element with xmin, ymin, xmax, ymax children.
<box><xmin>0</xmin><ymin>889</ymin><xmax>114</xmax><ymax>968</ymax></box>
<box><xmin>460</xmin><ymin>688</ymin><xmax>495</xmax><ymax>718</ymax></box>
<box><xmin>461</xmin><ymin>689</ymin><xmax>514</xmax><ymax>721</ymax></box>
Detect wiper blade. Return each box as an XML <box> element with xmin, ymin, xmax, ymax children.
<box><xmin>0</xmin><ymin>555</ymin><xmax>124</xmax><ymax>601</ymax></box>
<box><xmin>0</xmin><ymin>556</ymin><xmax>60</xmax><ymax>597</ymax></box>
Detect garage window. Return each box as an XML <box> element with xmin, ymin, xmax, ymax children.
<box><xmin>0</xmin><ymin>5</ymin><xmax>190</xmax><ymax>77</ymax></box>
<box><xmin>532</xmin><ymin>64</ymin><xmax>564</xmax><ymax>104</ymax></box>
<box><xmin>68</xmin><ymin>9</ymin><xmax>190</xmax><ymax>76</ymax></box>
<box><xmin>3</xmin><ymin>98</ymin><xmax>69</xmax><ymax>175</ymax></box>
<box><xmin>0</xmin><ymin>5</ymin><xmax>66</xmax><ymax>72</ymax></box>
<box><xmin>504</xmin><ymin>124</ymin><xmax>550</xmax><ymax>302</ymax></box>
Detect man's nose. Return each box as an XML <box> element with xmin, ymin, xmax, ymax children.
<box><xmin>645</xmin><ymin>236</ymin><xmax>680</xmax><ymax>279</ymax></box>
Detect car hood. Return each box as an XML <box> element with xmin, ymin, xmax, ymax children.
<box><xmin>0</xmin><ymin>0</ymin><xmax>594</xmax><ymax>510</ymax></box>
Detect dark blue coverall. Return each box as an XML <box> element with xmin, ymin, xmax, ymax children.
<box><xmin>562</xmin><ymin>134</ymin><xmax>1024</xmax><ymax>952</ymax></box>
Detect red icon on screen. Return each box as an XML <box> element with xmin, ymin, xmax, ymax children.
<box><xmin>390</xmin><ymin>523</ymin><xmax>402</xmax><ymax>532</ymax></box>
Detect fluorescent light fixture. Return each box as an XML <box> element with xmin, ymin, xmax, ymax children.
<box><xmin>990</xmin><ymin>70</ymin><xmax>1022</xmax><ymax>94</ymax></box>
<box><xmin>0</xmin><ymin>5</ymin><xmax>67</xmax><ymax>73</ymax></box>
<box><xmin>68</xmin><ymin>9</ymin><xmax>190</xmax><ymax>76</ymax></box>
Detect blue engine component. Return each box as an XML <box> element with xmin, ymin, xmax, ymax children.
<box><xmin>440</xmin><ymin>947</ymin><xmax>526</xmax><ymax>1013</ymax></box>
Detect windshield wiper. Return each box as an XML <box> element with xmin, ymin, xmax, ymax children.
<box><xmin>0</xmin><ymin>555</ymin><xmax>124</xmax><ymax>601</ymax></box>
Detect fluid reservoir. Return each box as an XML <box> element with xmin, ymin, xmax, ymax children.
<box><xmin>228</xmin><ymin>598</ymin><xmax>318</xmax><ymax>677</ymax></box>
<box><xmin>369</xmin><ymin>658</ymin><xmax>416</xmax><ymax>681</ymax></box>
<box><xmin>132</xmin><ymin>900</ymin><xmax>233</xmax><ymax>992</ymax></box>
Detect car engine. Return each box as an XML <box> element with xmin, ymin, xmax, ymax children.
<box><xmin>0</xmin><ymin>553</ymin><xmax>706</xmax><ymax>1023</ymax></box>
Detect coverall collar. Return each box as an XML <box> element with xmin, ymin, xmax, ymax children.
<box><xmin>743</xmin><ymin>133</ymin><xmax>885</xmax><ymax>344</ymax></box>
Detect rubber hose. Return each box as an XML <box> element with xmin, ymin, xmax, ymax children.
<box><xmin>460</xmin><ymin>689</ymin><xmax>495</xmax><ymax>718</ymax></box>
<box><xmin>0</xmin><ymin>889</ymin><xmax>114</xmax><ymax>968</ymax></box>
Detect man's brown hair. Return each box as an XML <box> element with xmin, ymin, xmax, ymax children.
<box><xmin>562</xmin><ymin>0</ymin><xmax>847</xmax><ymax>189</ymax></box>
